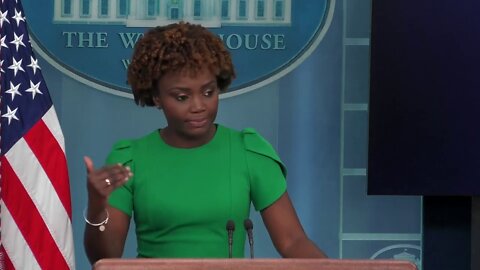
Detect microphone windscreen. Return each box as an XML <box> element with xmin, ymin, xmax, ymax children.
<box><xmin>226</xmin><ymin>220</ymin><xmax>235</xmax><ymax>231</ymax></box>
<box><xmin>244</xmin><ymin>219</ymin><xmax>253</xmax><ymax>230</ymax></box>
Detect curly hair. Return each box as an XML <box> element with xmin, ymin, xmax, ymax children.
<box><xmin>127</xmin><ymin>22</ymin><xmax>236</xmax><ymax>107</ymax></box>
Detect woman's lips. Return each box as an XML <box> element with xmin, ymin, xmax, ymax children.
<box><xmin>186</xmin><ymin>118</ymin><xmax>208</xmax><ymax>128</ymax></box>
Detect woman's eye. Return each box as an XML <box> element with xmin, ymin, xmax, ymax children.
<box><xmin>176</xmin><ymin>95</ymin><xmax>188</xmax><ymax>101</ymax></box>
<box><xmin>204</xmin><ymin>88</ymin><xmax>217</xmax><ymax>97</ymax></box>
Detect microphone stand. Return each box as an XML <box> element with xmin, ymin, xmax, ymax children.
<box><xmin>226</xmin><ymin>220</ymin><xmax>235</xmax><ymax>258</ymax></box>
<box><xmin>244</xmin><ymin>219</ymin><xmax>254</xmax><ymax>259</ymax></box>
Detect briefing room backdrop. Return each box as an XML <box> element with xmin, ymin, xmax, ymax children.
<box><xmin>23</xmin><ymin>0</ymin><xmax>422</xmax><ymax>269</ymax></box>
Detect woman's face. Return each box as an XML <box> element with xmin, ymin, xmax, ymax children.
<box><xmin>154</xmin><ymin>68</ymin><xmax>219</xmax><ymax>147</ymax></box>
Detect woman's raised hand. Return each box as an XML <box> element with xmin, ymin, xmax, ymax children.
<box><xmin>84</xmin><ymin>156</ymin><xmax>132</xmax><ymax>203</ymax></box>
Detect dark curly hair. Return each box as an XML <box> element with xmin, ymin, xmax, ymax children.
<box><xmin>127</xmin><ymin>22</ymin><xmax>236</xmax><ymax>107</ymax></box>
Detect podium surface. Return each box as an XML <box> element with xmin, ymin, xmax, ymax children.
<box><xmin>93</xmin><ymin>258</ymin><xmax>417</xmax><ymax>270</ymax></box>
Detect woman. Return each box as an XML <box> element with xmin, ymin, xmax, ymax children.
<box><xmin>83</xmin><ymin>22</ymin><xmax>326</xmax><ymax>264</ymax></box>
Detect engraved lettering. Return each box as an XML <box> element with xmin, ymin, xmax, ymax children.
<box><xmin>245</xmin><ymin>34</ymin><xmax>259</xmax><ymax>50</ymax></box>
<box><xmin>118</xmin><ymin>33</ymin><xmax>143</xmax><ymax>48</ymax></box>
<box><xmin>96</xmin><ymin>32</ymin><xmax>108</xmax><ymax>48</ymax></box>
<box><xmin>217</xmin><ymin>33</ymin><xmax>286</xmax><ymax>50</ymax></box>
<box><xmin>273</xmin><ymin>34</ymin><xmax>286</xmax><ymax>50</ymax></box>
<box><xmin>62</xmin><ymin>32</ymin><xmax>76</xmax><ymax>48</ymax></box>
<box><xmin>62</xmin><ymin>32</ymin><xmax>109</xmax><ymax>48</ymax></box>
<box><xmin>261</xmin><ymin>34</ymin><xmax>272</xmax><ymax>50</ymax></box>
<box><xmin>121</xmin><ymin>59</ymin><xmax>131</xmax><ymax>69</ymax></box>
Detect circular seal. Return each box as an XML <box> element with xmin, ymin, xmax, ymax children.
<box><xmin>24</xmin><ymin>0</ymin><xmax>334</xmax><ymax>98</ymax></box>
<box><xmin>371</xmin><ymin>244</ymin><xmax>422</xmax><ymax>270</ymax></box>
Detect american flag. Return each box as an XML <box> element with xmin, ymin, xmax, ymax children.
<box><xmin>0</xmin><ymin>0</ymin><xmax>75</xmax><ymax>269</ymax></box>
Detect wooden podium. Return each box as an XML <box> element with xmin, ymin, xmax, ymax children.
<box><xmin>92</xmin><ymin>258</ymin><xmax>417</xmax><ymax>270</ymax></box>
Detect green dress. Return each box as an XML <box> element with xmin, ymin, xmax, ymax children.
<box><xmin>106</xmin><ymin>125</ymin><xmax>287</xmax><ymax>258</ymax></box>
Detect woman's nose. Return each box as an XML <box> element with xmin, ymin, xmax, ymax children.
<box><xmin>190</xmin><ymin>95</ymin><xmax>206</xmax><ymax>112</ymax></box>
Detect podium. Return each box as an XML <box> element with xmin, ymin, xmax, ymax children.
<box><xmin>92</xmin><ymin>258</ymin><xmax>417</xmax><ymax>270</ymax></box>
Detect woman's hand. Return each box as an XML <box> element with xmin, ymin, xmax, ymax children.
<box><xmin>84</xmin><ymin>156</ymin><xmax>132</xmax><ymax>204</ymax></box>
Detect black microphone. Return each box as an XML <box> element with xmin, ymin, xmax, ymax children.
<box><xmin>226</xmin><ymin>220</ymin><xmax>235</xmax><ymax>258</ymax></box>
<box><xmin>244</xmin><ymin>218</ymin><xmax>254</xmax><ymax>259</ymax></box>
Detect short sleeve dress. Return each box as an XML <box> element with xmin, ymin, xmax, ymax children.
<box><xmin>106</xmin><ymin>125</ymin><xmax>286</xmax><ymax>258</ymax></box>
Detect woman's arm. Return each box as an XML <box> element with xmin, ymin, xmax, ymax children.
<box><xmin>83</xmin><ymin>156</ymin><xmax>132</xmax><ymax>264</ymax></box>
<box><xmin>84</xmin><ymin>206</ymin><xmax>130</xmax><ymax>264</ymax></box>
<box><xmin>261</xmin><ymin>192</ymin><xmax>327</xmax><ymax>258</ymax></box>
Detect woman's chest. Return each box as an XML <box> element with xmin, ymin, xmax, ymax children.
<box><xmin>131</xmin><ymin>148</ymin><xmax>250</xmax><ymax>229</ymax></box>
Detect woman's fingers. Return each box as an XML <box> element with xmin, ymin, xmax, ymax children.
<box><xmin>84</xmin><ymin>158</ymin><xmax>133</xmax><ymax>198</ymax></box>
<box><xmin>84</xmin><ymin>156</ymin><xmax>95</xmax><ymax>174</ymax></box>
<box><xmin>101</xmin><ymin>164</ymin><xmax>132</xmax><ymax>188</ymax></box>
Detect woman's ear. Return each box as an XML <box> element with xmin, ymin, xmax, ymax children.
<box><xmin>153</xmin><ymin>96</ymin><xmax>162</xmax><ymax>109</ymax></box>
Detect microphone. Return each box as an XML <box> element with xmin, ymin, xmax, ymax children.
<box><xmin>226</xmin><ymin>220</ymin><xmax>235</xmax><ymax>258</ymax></box>
<box><xmin>244</xmin><ymin>218</ymin><xmax>254</xmax><ymax>259</ymax></box>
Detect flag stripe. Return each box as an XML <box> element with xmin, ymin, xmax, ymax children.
<box><xmin>1</xmin><ymin>158</ymin><xmax>69</xmax><ymax>270</ymax></box>
<box><xmin>4</xmin><ymin>139</ymin><xmax>74</xmax><ymax>269</ymax></box>
<box><xmin>43</xmin><ymin>106</ymin><xmax>66</xmax><ymax>153</ymax></box>
<box><xmin>0</xmin><ymin>197</ymin><xmax>41</xmax><ymax>270</ymax></box>
<box><xmin>24</xmin><ymin>114</ymin><xmax>72</xmax><ymax>217</ymax></box>
<box><xmin>0</xmin><ymin>244</ymin><xmax>16</xmax><ymax>270</ymax></box>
